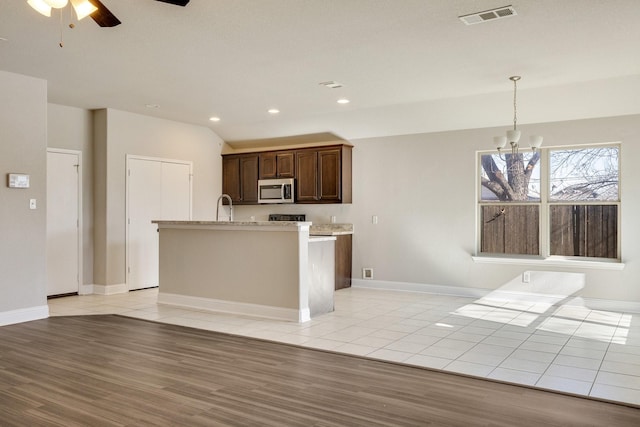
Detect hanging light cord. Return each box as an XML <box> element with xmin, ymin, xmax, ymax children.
<box><xmin>59</xmin><ymin>7</ymin><xmax>64</xmax><ymax>47</ymax></box>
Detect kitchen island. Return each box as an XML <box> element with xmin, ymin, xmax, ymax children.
<box><xmin>152</xmin><ymin>221</ymin><xmax>335</xmax><ymax>322</ymax></box>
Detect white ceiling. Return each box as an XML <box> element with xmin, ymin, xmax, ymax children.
<box><xmin>1</xmin><ymin>0</ymin><xmax>640</xmax><ymax>143</ymax></box>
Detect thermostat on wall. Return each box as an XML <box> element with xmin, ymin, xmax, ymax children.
<box><xmin>7</xmin><ymin>173</ymin><xmax>30</xmax><ymax>188</ymax></box>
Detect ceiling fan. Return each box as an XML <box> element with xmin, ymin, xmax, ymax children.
<box><xmin>89</xmin><ymin>0</ymin><xmax>190</xmax><ymax>27</ymax></box>
<box><xmin>27</xmin><ymin>0</ymin><xmax>190</xmax><ymax>28</ymax></box>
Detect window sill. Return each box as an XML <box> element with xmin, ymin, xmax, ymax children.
<box><xmin>471</xmin><ymin>255</ymin><xmax>625</xmax><ymax>271</ymax></box>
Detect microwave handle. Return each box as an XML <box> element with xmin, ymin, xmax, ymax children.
<box><xmin>281</xmin><ymin>185</ymin><xmax>285</xmax><ymax>200</ymax></box>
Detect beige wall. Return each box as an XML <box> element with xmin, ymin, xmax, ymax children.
<box><xmin>346</xmin><ymin>115</ymin><xmax>640</xmax><ymax>302</ymax></box>
<box><xmin>0</xmin><ymin>71</ymin><xmax>48</xmax><ymax>315</ymax></box>
<box><xmin>233</xmin><ymin>114</ymin><xmax>640</xmax><ymax>303</ymax></box>
<box><xmin>93</xmin><ymin>108</ymin><xmax>223</xmax><ymax>287</ymax></box>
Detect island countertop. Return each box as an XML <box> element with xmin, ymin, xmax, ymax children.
<box><xmin>152</xmin><ymin>220</ymin><xmax>353</xmax><ymax>236</ymax></box>
<box><xmin>309</xmin><ymin>223</ymin><xmax>353</xmax><ymax>236</ymax></box>
<box><xmin>151</xmin><ymin>220</ymin><xmax>311</xmax><ymax>231</ymax></box>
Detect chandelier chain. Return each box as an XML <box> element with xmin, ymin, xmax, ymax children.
<box><xmin>512</xmin><ymin>77</ymin><xmax>518</xmax><ymax>131</ymax></box>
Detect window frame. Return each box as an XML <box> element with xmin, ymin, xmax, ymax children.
<box><xmin>476</xmin><ymin>142</ymin><xmax>622</xmax><ymax>264</ymax></box>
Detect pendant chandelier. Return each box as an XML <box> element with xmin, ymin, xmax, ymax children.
<box><xmin>493</xmin><ymin>76</ymin><xmax>543</xmax><ymax>156</ymax></box>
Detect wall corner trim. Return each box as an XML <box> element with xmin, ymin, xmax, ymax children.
<box><xmin>92</xmin><ymin>283</ymin><xmax>128</xmax><ymax>295</ymax></box>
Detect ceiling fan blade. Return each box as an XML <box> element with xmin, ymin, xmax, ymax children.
<box><xmin>155</xmin><ymin>0</ymin><xmax>190</xmax><ymax>6</ymax></box>
<box><xmin>88</xmin><ymin>0</ymin><xmax>122</xmax><ymax>27</ymax></box>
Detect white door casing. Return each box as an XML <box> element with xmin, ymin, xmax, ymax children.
<box><xmin>126</xmin><ymin>156</ymin><xmax>192</xmax><ymax>291</ymax></box>
<box><xmin>46</xmin><ymin>149</ymin><xmax>81</xmax><ymax>296</ymax></box>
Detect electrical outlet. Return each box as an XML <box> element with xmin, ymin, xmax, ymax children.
<box><xmin>522</xmin><ymin>271</ymin><xmax>531</xmax><ymax>283</ymax></box>
<box><xmin>362</xmin><ymin>268</ymin><xmax>374</xmax><ymax>279</ymax></box>
<box><xmin>372</xmin><ymin>215</ymin><xmax>378</xmax><ymax>225</ymax></box>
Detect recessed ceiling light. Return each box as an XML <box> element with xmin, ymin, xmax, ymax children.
<box><xmin>268</xmin><ymin>108</ymin><xmax>280</xmax><ymax>114</ymax></box>
<box><xmin>145</xmin><ymin>104</ymin><xmax>159</xmax><ymax>109</ymax></box>
<box><xmin>337</xmin><ymin>98</ymin><xmax>350</xmax><ymax>104</ymax></box>
<box><xmin>209</xmin><ymin>116</ymin><xmax>221</xmax><ymax>122</ymax></box>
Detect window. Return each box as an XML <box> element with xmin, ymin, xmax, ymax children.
<box><xmin>478</xmin><ymin>144</ymin><xmax>620</xmax><ymax>260</ymax></box>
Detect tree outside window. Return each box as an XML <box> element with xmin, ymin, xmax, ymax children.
<box><xmin>478</xmin><ymin>145</ymin><xmax>620</xmax><ymax>260</ymax></box>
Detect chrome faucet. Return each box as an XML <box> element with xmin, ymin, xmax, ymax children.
<box><xmin>216</xmin><ymin>194</ymin><xmax>233</xmax><ymax>221</ymax></box>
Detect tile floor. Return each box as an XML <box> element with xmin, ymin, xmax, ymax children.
<box><xmin>48</xmin><ymin>287</ymin><xmax>640</xmax><ymax>407</ymax></box>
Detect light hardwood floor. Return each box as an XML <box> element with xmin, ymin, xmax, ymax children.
<box><xmin>0</xmin><ymin>315</ymin><xmax>638</xmax><ymax>426</ymax></box>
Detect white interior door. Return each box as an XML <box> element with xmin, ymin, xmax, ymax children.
<box><xmin>127</xmin><ymin>157</ymin><xmax>191</xmax><ymax>291</ymax></box>
<box><xmin>46</xmin><ymin>150</ymin><xmax>80</xmax><ymax>296</ymax></box>
<box><xmin>128</xmin><ymin>159</ymin><xmax>162</xmax><ymax>291</ymax></box>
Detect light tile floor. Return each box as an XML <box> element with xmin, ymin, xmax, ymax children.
<box><xmin>48</xmin><ymin>287</ymin><xmax>640</xmax><ymax>407</ymax></box>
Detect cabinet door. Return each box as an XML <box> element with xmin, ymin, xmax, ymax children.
<box><xmin>295</xmin><ymin>150</ymin><xmax>319</xmax><ymax>201</ymax></box>
<box><xmin>260</xmin><ymin>152</ymin><xmax>295</xmax><ymax>179</ymax></box>
<box><xmin>223</xmin><ymin>154</ymin><xmax>258</xmax><ymax>204</ymax></box>
<box><xmin>318</xmin><ymin>149</ymin><xmax>341</xmax><ymax>202</ymax></box>
<box><xmin>276</xmin><ymin>152</ymin><xmax>295</xmax><ymax>178</ymax></box>
<box><xmin>259</xmin><ymin>152</ymin><xmax>277</xmax><ymax>179</ymax></box>
<box><xmin>240</xmin><ymin>155</ymin><xmax>259</xmax><ymax>203</ymax></box>
<box><xmin>222</xmin><ymin>156</ymin><xmax>241</xmax><ymax>201</ymax></box>
<box><xmin>335</xmin><ymin>234</ymin><xmax>352</xmax><ymax>290</ymax></box>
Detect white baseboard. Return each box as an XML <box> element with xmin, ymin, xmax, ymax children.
<box><xmin>92</xmin><ymin>283</ymin><xmax>128</xmax><ymax>295</ymax></box>
<box><xmin>0</xmin><ymin>305</ymin><xmax>49</xmax><ymax>326</ymax></box>
<box><xmin>352</xmin><ymin>279</ymin><xmax>488</xmax><ymax>298</ymax></box>
<box><xmin>158</xmin><ymin>292</ymin><xmax>308</xmax><ymax>322</ymax></box>
<box><xmin>351</xmin><ymin>279</ymin><xmax>640</xmax><ymax>313</ymax></box>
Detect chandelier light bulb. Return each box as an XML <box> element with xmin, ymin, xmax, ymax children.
<box><xmin>507</xmin><ymin>129</ymin><xmax>521</xmax><ymax>144</ymax></box>
<box><xmin>494</xmin><ymin>136</ymin><xmax>507</xmax><ymax>149</ymax></box>
<box><xmin>530</xmin><ymin>135</ymin><xmax>543</xmax><ymax>150</ymax></box>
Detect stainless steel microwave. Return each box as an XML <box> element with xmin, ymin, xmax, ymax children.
<box><xmin>258</xmin><ymin>178</ymin><xmax>295</xmax><ymax>204</ymax></box>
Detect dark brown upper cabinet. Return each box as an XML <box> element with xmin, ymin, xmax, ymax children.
<box><xmin>259</xmin><ymin>151</ymin><xmax>295</xmax><ymax>179</ymax></box>
<box><xmin>222</xmin><ymin>153</ymin><xmax>258</xmax><ymax>204</ymax></box>
<box><xmin>222</xmin><ymin>144</ymin><xmax>351</xmax><ymax>205</ymax></box>
<box><xmin>296</xmin><ymin>145</ymin><xmax>352</xmax><ymax>204</ymax></box>
<box><xmin>295</xmin><ymin>150</ymin><xmax>319</xmax><ymax>202</ymax></box>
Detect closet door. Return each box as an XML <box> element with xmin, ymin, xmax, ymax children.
<box><xmin>127</xmin><ymin>157</ymin><xmax>192</xmax><ymax>291</ymax></box>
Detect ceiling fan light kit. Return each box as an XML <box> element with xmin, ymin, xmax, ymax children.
<box><xmin>26</xmin><ymin>0</ymin><xmax>191</xmax><ymax>30</ymax></box>
<box><xmin>70</xmin><ymin>0</ymin><xmax>98</xmax><ymax>20</ymax></box>
<box><xmin>27</xmin><ymin>0</ymin><xmax>96</xmax><ymax>20</ymax></box>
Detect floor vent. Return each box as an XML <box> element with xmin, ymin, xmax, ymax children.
<box><xmin>459</xmin><ymin>5</ymin><xmax>516</xmax><ymax>25</ymax></box>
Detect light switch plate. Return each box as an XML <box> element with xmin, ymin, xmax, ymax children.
<box><xmin>29</xmin><ymin>199</ymin><xmax>36</xmax><ymax>210</ymax></box>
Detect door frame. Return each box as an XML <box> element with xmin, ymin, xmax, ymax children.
<box><xmin>125</xmin><ymin>155</ymin><xmax>193</xmax><ymax>291</ymax></box>
<box><xmin>47</xmin><ymin>148</ymin><xmax>83</xmax><ymax>295</ymax></box>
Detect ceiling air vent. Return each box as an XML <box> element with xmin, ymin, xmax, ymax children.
<box><xmin>459</xmin><ymin>5</ymin><xmax>516</xmax><ymax>25</ymax></box>
<box><xmin>319</xmin><ymin>81</ymin><xmax>343</xmax><ymax>89</ymax></box>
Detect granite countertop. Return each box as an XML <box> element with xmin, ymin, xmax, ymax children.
<box><xmin>152</xmin><ymin>220</ymin><xmax>353</xmax><ymax>235</ymax></box>
<box><xmin>152</xmin><ymin>220</ymin><xmax>311</xmax><ymax>227</ymax></box>
<box><xmin>309</xmin><ymin>223</ymin><xmax>354</xmax><ymax>236</ymax></box>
